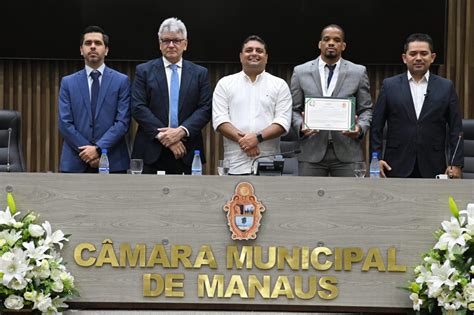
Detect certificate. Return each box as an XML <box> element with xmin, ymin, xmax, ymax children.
<box><xmin>303</xmin><ymin>97</ymin><xmax>355</xmax><ymax>131</ymax></box>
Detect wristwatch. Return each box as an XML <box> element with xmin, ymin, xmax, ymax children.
<box><xmin>256</xmin><ymin>133</ymin><xmax>264</xmax><ymax>143</ymax></box>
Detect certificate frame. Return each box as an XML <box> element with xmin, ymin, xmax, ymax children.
<box><xmin>303</xmin><ymin>97</ymin><xmax>356</xmax><ymax>131</ymax></box>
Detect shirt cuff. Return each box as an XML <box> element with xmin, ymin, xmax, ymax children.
<box><xmin>179</xmin><ymin>126</ymin><xmax>189</xmax><ymax>137</ymax></box>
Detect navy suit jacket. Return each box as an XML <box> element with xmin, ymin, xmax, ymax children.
<box><xmin>58</xmin><ymin>66</ymin><xmax>131</xmax><ymax>172</ymax></box>
<box><xmin>131</xmin><ymin>58</ymin><xmax>212</xmax><ymax>166</ymax></box>
<box><xmin>370</xmin><ymin>72</ymin><xmax>463</xmax><ymax>178</ymax></box>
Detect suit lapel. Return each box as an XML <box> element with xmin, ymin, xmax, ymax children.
<box><xmin>418</xmin><ymin>75</ymin><xmax>437</xmax><ymax>121</ymax></box>
<box><xmin>332</xmin><ymin>59</ymin><xmax>347</xmax><ymax>96</ymax></box>
<box><xmin>310</xmin><ymin>58</ymin><xmax>323</xmax><ymax>96</ymax></box>
<box><xmin>152</xmin><ymin>59</ymin><xmax>170</xmax><ymax>120</ymax></box>
<box><xmin>77</xmin><ymin>69</ymin><xmax>92</xmax><ymax>121</ymax></box>
<box><xmin>179</xmin><ymin>61</ymin><xmax>192</xmax><ymax>115</ymax></box>
<box><xmin>95</xmin><ymin>66</ymin><xmax>113</xmax><ymax>119</ymax></box>
<box><xmin>400</xmin><ymin>73</ymin><xmax>418</xmax><ymax>121</ymax></box>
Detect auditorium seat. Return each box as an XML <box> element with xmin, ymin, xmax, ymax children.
<box><xmin>0</xmin><ymin>110</ymin><xmax>25</xmax><ymax>172</ymax></box>
<box><xmin>462</xmin><ymin>119</ymin><xmax>474</xmax><ymax>179</ymax></box>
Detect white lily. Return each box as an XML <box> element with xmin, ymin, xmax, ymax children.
<box><xmin>0</xmin><ymin>207</ymin><xmax>20</xmax><ymax>226</ymax></box>
<box><xmin>41</xmin><ymin>221</ymin><xmax>67</xmax><ymax>249</ymax></box>
<box><xmin>0</xmin><ymin>229</ymin><xmax>22</xmax><ymax>246</ymax></box>
<box><xmin>426</xmin><ymin>260</ymin><xmax>458</xmax><ymax>296</ymax></box>
<box><xmin>52</xmin><ymin>296</ymin><xmax>68</xmax><ymax>309</ymax></box>
<box><xmin>434</xmin><ymin>217</ymin><xmax>467</xmax><ymax>251</ymax></box>
<box><xmin>31</xmin><ymin>258</ymin><xmax>51</xmax><ymax>279</ymax></box>
<box><xmin>0</xmin><ymin>248</ymin><xmax>31</xmax><ymax>287</ymax></box>
<box><xmin>410</xmin><ymin>292</ymin><xmax>423</xmax><ymax>311</ymax></box>
<box><xmin>32</xmin><ymin>292</ymin><xmax>52</xmax><ymax>312</ymax></box>
<box><xmin>23</xmin><ymin>241</ymin><xmax>52</xmax><ymax>263</ymax></box>
<box><xmin>415</xmin><ymin>265</ymin><xmax>431</xmax><ymax>284</ymax></box>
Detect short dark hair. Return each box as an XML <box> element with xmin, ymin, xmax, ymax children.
<box><xmin>241</xmin><ymin>35</ymin><xmax>268</xmax><ymax>53</ymax></box>
<box><xmin>321</xmin><ymin>24</ymin><xmax>345</xmax><ymax>41</ymax></box>
<box><xmin>80</xmin><ymin>26</ymin><xmax>109</xmax><ymax>47</ymax></box>
<box><xmin>404</xmin><ymin>33</ymin><xmax>434</xmax><ymax>52</ymax></box>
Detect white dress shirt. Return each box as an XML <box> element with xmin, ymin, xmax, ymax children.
<box><xmin>407</xmin><ymin>71</ymin><xmax>430</xmax><ymax>119</ymax></box>
<box><xmin>85</xmin><ymin>63</ymin><xmax>106</xmax><ymax>100</ymax></box>
<box><xmin>318</xmin><ymin>59</ymin><xmax>341</xmax><ymax>97</ymax></box>
<box><xmin>157</xmin><ymin>57</ymin><xmax>189</xmax><ymax>137</ymax></box>
<box><xmin>213</xmin><ymin>71</ymin><xmax>292</xmax><ymax>174</ymax></box>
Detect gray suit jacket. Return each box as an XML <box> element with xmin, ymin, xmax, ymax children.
<box><xmin>291</xmin><ymin>57</ymin><xmax>372</xmax><ymax>164</ymax></box>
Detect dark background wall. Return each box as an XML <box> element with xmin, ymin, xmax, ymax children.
<box><xmin>2</xmin><ymin>0</ymin><xmax>446</xmax><ymax>64</ymax></box>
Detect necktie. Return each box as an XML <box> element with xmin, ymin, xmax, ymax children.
<box><xmin>326</xmin><ymin>64</ymin><xmax>336</xmax><ymax>88</ymax></box>
<box><xmin>169</xmin><ymin>64</ymin><xmax>180</xmax><ymax>128</ymax></box>
<box><xmin>90</xmin><ymin>70</ymin><xmax>101</xmax><ymax>122</ymax></box>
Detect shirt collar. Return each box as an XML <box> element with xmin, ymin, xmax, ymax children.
<box><xmin>240</xmin><ymin>70</ymin><xmax>266</xmax><ymax>82</ymax></box>
<box><xmin>319</xmin><ymin>58</ymin><xmax>341</xmax><ymax>71</ymax></box>
<box><xmin>85</xmin><ymin>64</ymin><xmax>106</xmax><ymax>77</ymax></box>
<box><xmin>163</xmin><ymin>57</ymin><xmax>183</xmax><ymax>69</ymax></box>
<box><xmin>407</xmin><ymin>70</ymin><xmax>430</xmax><ymax>83</ymax></box>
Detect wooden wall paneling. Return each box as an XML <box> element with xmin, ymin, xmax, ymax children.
<box><xmin>0</xmin><ymin>61</ymin><xmax>3</xmax><ymax>106</ymax></box>
<box><xmin>465</xmin><ymin>0</ymin><xmax>473</xmax><ymax>118</ymax></box>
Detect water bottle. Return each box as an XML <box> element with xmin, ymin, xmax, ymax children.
<box><xmin>191</xmin><ymin>150</ymin><xmax>202</xmax><ymax>175</ymax></box>
<box><xmin>369</xmin><ymin>152</ymin><xmax>380</xmax><ymax>178</ymax></box>
<box><xmin>98</xmin><ymin>149</ymin><xmax>110</xmax><ymax>174</ymax></box>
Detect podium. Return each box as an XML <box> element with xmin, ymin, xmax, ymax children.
<box><xmin>1</xmin><ymin>173</ymin><xmax>472</xmax><ymax>313</ymax></box>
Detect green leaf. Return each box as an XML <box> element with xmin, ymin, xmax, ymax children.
<box><xmin>449</xmin><ymin>196</ymin><xmax>459</xmax><ymax>218</ymax></box>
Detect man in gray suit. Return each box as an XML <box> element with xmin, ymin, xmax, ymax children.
<box><xmin>291</xmin><ymin>24</ymin><xmax>372</xmax><ymax>176</ymax></box>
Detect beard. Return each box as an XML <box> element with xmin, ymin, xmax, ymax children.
<box><xmin>323</xmin><ymin>51</ymin><xmax>338</xmax><ymax>60</ymax></box>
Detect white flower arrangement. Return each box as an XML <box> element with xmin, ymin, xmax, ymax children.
<box><xmin>408</xmin><ymin>197</ymin><xmax>473</xmax><ymax>315</ymax></box>
<box><xmin>0</xmin><ymin>192</ymin><xmax>76</xmax><ymax>314</ymax></box>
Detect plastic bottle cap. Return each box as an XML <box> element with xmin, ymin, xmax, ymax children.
<box><xmin>102</xmin><ymin>149</ymin><xmax>107</xmax><ymax>154</ymax></box>
<box><xmin>194</xmin><ymin>150</ymin><xmax>200</xmax><ymax>155</ymax></box>
<box><xmin>372</xmin><ymin>152</ymin><xmax>378</xmax><ymax>158</ymax></box>
<box><xmin>156</xmin><ymin>171</ymin><xmax>166</xmax><ymax>175</ymax></box>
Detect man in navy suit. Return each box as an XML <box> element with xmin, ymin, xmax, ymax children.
<box><xmin>370</xmin><ymin>33</ymin><xmax>463</xmax><ymax>178</ymax></box>
<box><xmin>131</xmin><ymin>17</ymin><xmax>212</xmax><ymax>174</ymax></box>
<box><xmin>58</xmin><ymin>26</ymin><xmax>131</xmax><ymax>173</ymax></box>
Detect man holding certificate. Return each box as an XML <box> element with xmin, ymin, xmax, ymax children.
<box><xmin>291</xmin><ymin>24</ymin><xmax>373</xmax><ymax>176</ymax></box>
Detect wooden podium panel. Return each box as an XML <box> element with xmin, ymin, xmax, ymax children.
<box><xmin>0</xmin><ymin>174</ymin><xmax>472</xmax><ymax>313</ymax></box>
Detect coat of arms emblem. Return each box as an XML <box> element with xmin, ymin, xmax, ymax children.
<box><xmin>223</xmin><ymin>182</ymin><xmax>265</xmax><ymax>240</ymax></box>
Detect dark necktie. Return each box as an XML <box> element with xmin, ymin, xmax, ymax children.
<box><xmin>326</xmin><ymin>64</ymin><xmax>336</xmax><ymax>88</ymax></box>
<box><xmin>90</xmin><ymin>70</ymin><xmax>101</xmax><ymax>122</ymax></box>
<box><xmin>169</xmin><ymin>64</ymin><xmax>180</xmax><ymax>128</ymax></box>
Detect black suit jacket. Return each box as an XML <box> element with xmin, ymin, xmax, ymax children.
<box><xmin>370</xmin><ymin>72</ymin><xmax>463</xmax><ymax>178</ymax></box>
<box><xmin>131</xmin><ymin>58</ymin><xmax>212</xmax><ymax>167</ymax></box>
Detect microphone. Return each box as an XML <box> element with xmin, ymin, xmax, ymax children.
<box><xmin>449</xmin><ymin>132</ymin><xmax>463</xmax><ymax>178</ymax></box>
<box><xmin>6</xmin><ymin>128</ymin><xmax>12</xmax><ymax>172</ymax></box>
<box><xmin>251</xmin><ymin>149</ymin><xmax>301</xmax><ymax>175</ymax></box>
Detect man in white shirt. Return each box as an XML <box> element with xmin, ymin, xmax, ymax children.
<box><xmin>370</xmin><ymin>33</ymin><xmax>463</xmax><ymax>178</ymax></box>
<box><xmin>212</xmin><ymin>35</ymin><xmax>292</xmax><ymax>175</ymax></box>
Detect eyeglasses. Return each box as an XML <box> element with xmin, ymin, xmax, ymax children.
<box><xmin>160</xmin><ymin>38</ymin><xmax>186</xmax><ymax>46</ymax></box>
